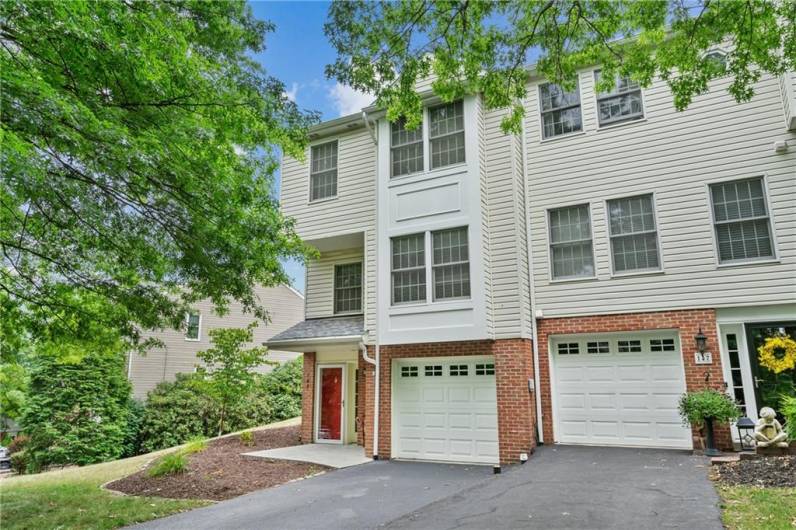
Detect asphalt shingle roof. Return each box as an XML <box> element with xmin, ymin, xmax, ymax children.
<box><xmin>267</xmin><ymin>315</ymin><xmax>364</xmax><ymax>343</ymax></box>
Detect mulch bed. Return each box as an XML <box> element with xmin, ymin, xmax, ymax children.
<box><xmin>106</xmin><ymin>425</ymin><xmax>329</xmax><ymax>501</ymax></box>
<box><xmin>713</xmin><ymin>455</ymin><xmax>796</xmax><ymax>488</ymax></box>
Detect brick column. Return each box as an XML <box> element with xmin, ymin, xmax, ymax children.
<box><xmin>301</xmin><ymin>352</ymin><xmax>316</xmax><ymax>444</ymax></box>
<box><xmin>494</xmin><ymin>339</ymin><xmax>537</xmax><ymax>463</ymax></box>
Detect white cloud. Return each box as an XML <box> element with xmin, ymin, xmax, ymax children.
<box><xmin>328</xmin><ymin>82</ymin><xmax>373</xmax><ymax>117</ymax></box>
<box><xmin>284</xmin><ymin>82</ymin><xmax>300</xmax><ymax>103</ymax></box>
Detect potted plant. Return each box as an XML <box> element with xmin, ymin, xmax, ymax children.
<box><xmin>679</xmin><ymin>389</ymin><xmax>741</xmax><ymax>456</ymax></box>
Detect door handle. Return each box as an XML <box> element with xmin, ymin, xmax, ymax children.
<box><xmin>754</xmin><ymin>377</ymin><xmax>764</xmax><ymax>388</ymax></box>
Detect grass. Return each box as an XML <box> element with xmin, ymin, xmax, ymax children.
<box><xmin>0</xmin><ymin>417</ymin><xmax>299</xmax><ymax>530</ymax></box>
<box><xmin>718</xmin><ymin>485</ymin><xmax>796</xmax><ymax>530</ymax></box>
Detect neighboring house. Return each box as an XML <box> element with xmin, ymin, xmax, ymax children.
<box><xmin>129</xmin><ymin>284</ymin><xmax>305</xmax><ymax>400</ymax></box>
<box><xmin>267</xmin><ymin>58</ymin><xmax>796</xmax><ymax>466</ymax></box>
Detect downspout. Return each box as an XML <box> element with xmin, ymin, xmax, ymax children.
<box><xmin>520</xmin><ymin>108</ymin><xmax>544</xmax><ymax>444</ymax></box>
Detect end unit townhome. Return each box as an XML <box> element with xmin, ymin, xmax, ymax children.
<box><xmin>267</xmin><ymin>61</ymin><xmax>796</xmax><ymax>465</ymax></box>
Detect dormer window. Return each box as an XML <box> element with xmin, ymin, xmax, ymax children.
<box><xmin>310</xmin><ymin>140</ymin><xmax>338</xmax><ymax>201</ymax></box>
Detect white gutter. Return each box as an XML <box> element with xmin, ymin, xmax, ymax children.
<box><xmin>358</xmin><ymin>338</ymin><xmax>379</xmax><ymax>458</ymax></box>
<box><xmin>266</xmin><ymin>334</ymin><xmax>363</xmax><ymax>349</ymax></box>
<box><xmin>520</xmin><ymin>108</ymin><xmax>544</xmax><ymax>444</ymax></box>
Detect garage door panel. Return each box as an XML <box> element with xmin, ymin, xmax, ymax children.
<box><xmin>423</xmin><ymin>387</ymin><xmax>445</xmax><ymax>402</ymax></box>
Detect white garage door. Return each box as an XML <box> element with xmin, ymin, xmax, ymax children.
<box><xmin>552</xmin><ymin>332</ymin><xmax>692</xmax><ymax>449</ymax></box>
<box><xmin>393</xmin><ymin>357</ymin><xmax>499</xmax><ymax>464</ymax></box>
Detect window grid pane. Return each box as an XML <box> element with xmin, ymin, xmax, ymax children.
<box><xmin>429</xmin><ymin>101</ymin><xmax>465</xmax><ymax>169</ymax></box>
<box><xmin>595</xmin><ymin>71</ymin><xmax>644</xmax><ymax>126</ymax></box>
<box><xmin>310</xmin><ymin>142</ymin><xmax>338</xmax><ymax>201</ymax></box>
<box><xmin>549</xmin><ymin>205</ymin><xmax>594</xmax><ymax>279</ymax></box>
<box><xmin>540</xmin><ymin>82</ymin><xmax>582</xmax><ymax>139</ymax></box>
<box><xmin>334</xmin><ymin>263</ymin><xmax>362</xmax><ymax>314</ymax></box>
<box><xmin>608</xmin><ymin>195</ymin><xmax>660</xmax><ymax>273</ymax></box>
<box><xmin>391</xmin><ymin>233</ymin><xmax>426</xmax><ymax>304</ymax></box>
<box><xmin>391</xmin><ymin>119</ymin><xmax>423</xmax><ymax>177</ymax></box>
<box><xmin>186</xmin><ymin>313</ymin><xmax>200</xmax><ymax>339</ymax></box>
<box><xmin>432</xmin><ymin>227</ymin><xmax>470</xmax><ymax>301</ymax></box>
<box><xmin>710</xmin><ymin>178</ymin><xmax>773</xmax><ymax>263</ymax></box>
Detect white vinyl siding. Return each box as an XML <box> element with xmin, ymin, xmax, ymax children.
<box><xmin>539</xmin><ymin>82</ymin><xmax>583</xmax><ymax>139</ymax></box>
<box><xmin>333</xmin><ymin>262</ymin><xmax>362</xmax><ymax>314</ymax></box>
<box><xmin>709</xmin><ymin>177</ymin><xmax>774</xmax><ymax>264</ymax></box>
<box><xmin>432</xmin><ymin>226</ymin><xmax>470</xmax><ymax>300</ymax></box>
<box><xmin>306</xmin><ymin>248</ymin><xmax>365</xmax><ymax>319</ymax></box>
<box><xmin>549</xmin><ymin>204</ymin><xmax>595</xmax><ymax>280</ymax></box>
<box><xmin>594</xmin><ymin>71</ymin><xmax>644</xmax><ymax>126</ymax></box>
<box><xmin>429</xmin><ymin>100</ymin><xmax>465</xmax><ymax>169</ymax></box>
<box><xmin>391</xmin><ymin>118</ymin><xmax>424</xmax><ymax>177</ymax></box>
<box><xmin>310</xmin><ymin>141</ymin><xmax>338</xmax><ymax>201</ymax></box>
<box><xmin>607</xmin><ymin>194</ymin><xmax>661</xmax><ymax>273</ymax></box>
<box><xmin>391</xmin><ymin>233</ymin><xmax>426</xmax><ymax>304</ymax></box>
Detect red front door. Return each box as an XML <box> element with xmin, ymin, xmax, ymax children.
<box><xmin>318</xmin><ymin>366</ymin><xmax>343</xmax><ymax>442</ymax></box>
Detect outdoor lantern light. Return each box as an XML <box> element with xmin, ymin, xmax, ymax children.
<box><xmin>736</xmin><ymin>417</ymin><xmax>756</xmax><ymax>452</ymax></box>
<box><xmin>695</xmin><ymin>327</ymin><xmax>708</xmax><ymax>353</ymax></box>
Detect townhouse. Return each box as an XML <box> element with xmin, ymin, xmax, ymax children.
<box><xmin>267</xmin><ymin>59</ymin><xmax>796</xmax><ymax>465</ymax></box>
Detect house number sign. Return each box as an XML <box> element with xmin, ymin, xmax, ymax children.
<box><xmin>695</xmin><ymin>350</ymin><xmax>713</xmax><ymax>365</ymax></box>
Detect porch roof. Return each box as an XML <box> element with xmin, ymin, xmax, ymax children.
<box><xmin>265</xmin><ymin>315</ymin><xmax>365</xmax><ymax>349</ymax></box>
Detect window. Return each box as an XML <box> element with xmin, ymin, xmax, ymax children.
<box><xmin>334</xmin><ymin>262</ymin><xmax>362</xmax><ymax>314</ymax></box>
<box><xmin>618</xmin><ymin>340</ymin><xmax>642</xmax><ymax>353</ymax></box>
<box><xmin>710</xmin><ymin>177</ymin><xmax>774</xmax><ymax>263</ymax></box>
<box><xmin>449</xmin><ymin>364</ymin><xmax>468</xmax><ymax>376</ymax></box>
<box><xmin>557</xmin><ymin>342</ymin><xmax>580</xmax><ymax>355</ymax></box>
<box><xmin>650</xmin><ymin>338</ymin><xmax>676</xmax><ymax>352</ymax></box>
<box><xmin>475</xmin><ymin>363</ymin><xmax>495</xmax><ymax>375</ymax></box>
<box><xmin>391</xmin><ymin>118</ymin><xmax>424</xmax><ymax>177</ymax></box>
<box><xmin>587</xmin><ymin>341</ymin><xmax>610</xmax><ymax>354</ymax></box>
<box><xmin>401</xmin><ymin>366</ymin><xmax>419</xmax><ymax>378</ymax></box>
<box><xmin>309</xmin><ymin>141</ymin><xmax>338</xmax><ymax>201</ymax></box>
<box><xmin>391</xmin><ymin>233</ymin><xmax>426</xmax><ymax>304</ymax></box>
<box><xmin>432</xmin><ymin>227</ymin><xmax>470</xmax><ymax>300</ymax></box>
<box><xmin>425</xmin><ymin>365</ymin><xmax>442</xmax><ymax>377</ymax></box>
<box><xmin>594</xmin><ymin>71</ymin><xmax>644</xmax><ymax>126</ymax></box>
<box><xmin>539</xmin><ymin>82</ymin><xmax>582</xmax><ymax>139</ymax></box>
<box><xmin>548</xmin><ymin>204</ymin><xmax>595</xmax><ymax>280</ymax></box>
<box><xmin>185</xmin><ymin>312</ymin><xmax>201</xmax><ymax>341</ymax></box>
<box><xmin>429</xmin><ymin>100</ymin><xmax>465</xmax><ymax>169</ymax></box>
<box><xmin>607</xmin><ymin>194</ymin><xmax>660</xmax><ymax>273</ymax></box>
<box><xmin>725</xmin><ymin>334</ymin><xmax>747</xmax><ymax>414</ymax></box>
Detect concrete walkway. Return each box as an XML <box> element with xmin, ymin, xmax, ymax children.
<box><xmin>243</xmin><ymin>443</ymin><xmax>371</xmax><ymax>468</ymax></box>
<box><xmin>132</xmin><ymin>446</ymin><xmax>722</xmax><ymax>530</ymax></box>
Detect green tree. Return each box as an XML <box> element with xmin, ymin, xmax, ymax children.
<box><xmin>0</xmin><ymin>0</ymin><xmax>316</xmax><ymax>357</ymax></box>
<box><xmin>260</xmin><ymin>357</ymin><xmax>303</xmax><ymax>420</ymax></box>
<box><xmin>196</xmin><ymin>324</ymin><xmax>268</xmax><ymax>436</ymax></box>
<box><xmin>325</xmin><ymin>0</ymin><xmax>796</xmax><ymax>132</ymax></box>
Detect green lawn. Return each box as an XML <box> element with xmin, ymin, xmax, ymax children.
<box><xmin>0</xmin><ymin>418</ymin><xmax>299</xmax><ymax>530</ymax></box>
<box><xmin>719</xmin><ymin>485</ymin><xmax>796</xmax><ymax>530</ymax></box>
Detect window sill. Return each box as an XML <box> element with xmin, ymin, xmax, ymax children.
<box><xmin>549</xmin><ymin>275</ymin><xmax>599</xmax><ymax>284</ymax></box>
<box><xmin>539</xmin><ymin>130</ymin><xmax>587</xmax><ymax>144</ymax></box>
<box><xmin>387</xmin><ymin>163</ymin><xmax>468</xmax><ymax>187</ymax></box>
<box><xmin>716</xmin><ymin>258</ymin><xmax>780</xmax><ymax>269</ymax></box>
<box><xmin>388</xmin><ymin>299</ymin><xmax>473</xmax><ymax>315</ymax></box>
<box><xmin>332</xmin><ymin>311</ymin><xmax>364</xmax><ymax>317</ymax></box>
<box><xmin>609</xmin><ymin>268</ymin><xmax>664</xmax><ymax>279</ymax></box>
<box><xmin>596</xmin><ymin>117</ymin><xmax>647</xmax><ymax>131</ymax></box>
<box><xmin>307</xmin><ymin>195</ymin><xmax>339</xmax><ymax>206</ymax></box>
<box><xmin>185</xmin><ymin>338</ymin><xmax>201</xmax><ymax>342</ymax></box>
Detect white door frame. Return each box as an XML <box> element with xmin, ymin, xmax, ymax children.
<box><xmin>314</xmin><ymin>363</ymin><xmax>346</xmax><ymax>444</ymax></box>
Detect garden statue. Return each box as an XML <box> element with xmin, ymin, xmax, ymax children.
<box><xmin>754</xmin><ymin>407</ymin><xmax>789</xmax><ymax>448</ymax></box>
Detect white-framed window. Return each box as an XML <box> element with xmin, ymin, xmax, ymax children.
<box><xmin>548</xmin><ymin>204</ymin><xmax>595</xmax><ymax>280</ymax></box>
<box><xmin>429</xmin><ymin>100</ymin><xmax>465</xmax><ymax>169</ymax></box>
<box><xmin>391</xmin><ymin>233</ymin><xmax>426</xmax><ymax>304</ymax></box>
<box><xmin>185</xmin><ymin>312</ymin><xmax>201</xmax><ymax>341</ymax></box>
<box><xmin>333</xmin><ymin>262</ymin><xmax>362</xmax><ymax>314</ymax></box>
<box><xmin>709</xmin><ymin>177</ymin><xmax>775</xmax><ymax>264</ymax></box>
<box><xmin>309</xmin><ymin>140</ymin><xmax>338</xmax><ymax>201</ymax></box>
<box><xmin>607</xmin><ymin>194</ymin><xmax>661</xmax><ymax>273</ymax></box>
<box><xmin>594</xmin><ymin>71</ymin><xmax>644</xmax><ymax>126</ymax></box>
<box><xmin>432</xmin><ymin>226</ymin><xmax>470</xmax><ymax>301</ymax></box>
<box><xmin>539</xmin><ymin>81</ymin><xmax>583</xmax><ymax>139</ymax></box>
<box><xmin>425</xmin><ymin>365</ymin><xmax>443</xmax><ymax>376</ymax></box>
<box><xmin>401</xmin><ymin>366</ymin><xmax>419</xmax><ymax>377</ymax></box>
<box><xmin>475</xmin><ymin>363</ymin><xmax>495</xmax><ymax>375</ymax></box>
<box><xmin>390</xmin><ymin>118</ymin><xmax>424</xmax><ymax>178</ymax></box>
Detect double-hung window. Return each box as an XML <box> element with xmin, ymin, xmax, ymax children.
<box><xmin>709</xmin><ymin>177</ymin><xmax>774</xmax><ymax>263</ymax></box>
<box><xmin>432</xmin><ymin>227</ymin><xmax>470</xmax><ymax>300</ymax></box>
<box><xmin>310</xmin><ymin>141</ymin><xmax>338</xmax><ymax>201</ymax></box>
<box><xmin>594</xmin><ymin>71</ymin><xmax>644</xmax><ymax>126</ymax></box>
<box><xmin>391</xmin><ymin>233</ymin><xmax>426</xmax><ymax>304</ymax></box>
<box><xmin>185</xmin><ymin>312</ymin><xmax>201</xmax><ymax>341</ymax></box>
<box><xmin>607</xmin><ymin>194</ymin><xmax>661</xmax><ymax>273</ymax></box>
<box><xmin>429</xmin><ymin>101</ymin><xmax>465</xmax><ymax>169</ymax></box>
<box><xmin>334</xmin><ymin>262</ymin><xmax>362</xmax><ymax>314</ymax></box>
<box><xmin>548</xmin><ymin>204</ymin><xmax>595</xmax><ymax>280</ymax></box>
<box><xmin>391</xmin><ymin>118</ymin><xmax>424</xmax><ymax>177</ymax></box>
<box><xmin>539</xmin><ymin>82</ymin><xmax>583</xmax><ymax>139</ymax></box>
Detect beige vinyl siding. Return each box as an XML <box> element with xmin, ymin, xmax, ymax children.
<box><xmin>129</xmin><ymin>285</ymin><xmax>305</xmax><ymax>399</ymax></box>
<box><xmin>485</xmin><ymin>106</ymin><xmax>532</xmax><ymax>339</ymax></box>
<box><xmin>365</xmin><ymin>229</ymin><xmax>377</xmax><ymax>340</ymax></box>
<box><xmin>305</xmin><ymin>248</ymin><xmax>364</xmax><ymax>319</ymax></box>
<box><xmin>526</xmin><ymin>72</ymin><xmax>796</xmax><ymax>318</ymax></box>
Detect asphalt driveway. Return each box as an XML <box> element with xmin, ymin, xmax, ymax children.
<box><xmin>131</xmin><ymin>446</ymin><xmax>722</xmax><ymax>530</ymax></box>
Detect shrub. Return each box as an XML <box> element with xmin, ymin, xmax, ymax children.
<box><xmin>120</xmin><ymin>399</ymin><xmax>145</xmax><ymax>458</ymax></box>
<box><xmin>7</xmin><ymin>434</ymin><xmax>28</xmax><ymax>454</ymax></box>
<box><xmin>678</xmin><ymin>389</ymin><xmax>741</xmax><ymax>427</ymax></box>
<box><xmin>781</xmin><ymin>395</ymin><xmax>796</xmax><ymax>441</ymax></box>
<box><xmin>148</xmin><ymin>451</ymin><xmax>187</xmax><ymax>477</ymax></box>
<box><xmin>260</xmin><ymin>358</ymin><xmax>303</xmax><ymax>421</ymax></box>
<box><xmin>20</xmin><ymin>350</ymin><xmax>132</xmax><ymax>471</ymax></box>
<box><xmin>183</xmin><ymin>436</ymin><xmax>208</xmax><ymax>455</ymax></box>
<box><xmin>10</xmin><ymin>449</ymin><xmax>29</xmax><ymax>474</ymax></box>
<box><xmin>239</xmin><ymin>430</ymin><xmax>254</xmax><ymax>446</ymax></box>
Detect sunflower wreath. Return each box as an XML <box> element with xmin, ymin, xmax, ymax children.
<box><xmin>758</xmin><ymin>335</ymin><xmax>796</xmax><ymax>374</ymax></box>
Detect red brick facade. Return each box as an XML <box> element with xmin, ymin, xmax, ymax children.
<box><xmin>300</xmin><ymin>352</ymin><xmax>316</xmax><ymax>444</ymax></box>
<box><xmin>536</xmin><ymin>308</ymin><xmax>733</xmax><ymax>450</ymax></box>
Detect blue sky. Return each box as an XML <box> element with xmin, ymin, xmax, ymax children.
<box><xmin>248</xmin><ymin>1</ymin><xmax>372</xmax><ymax>292</ymax></box>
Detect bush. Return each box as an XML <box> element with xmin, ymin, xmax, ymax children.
<box><xmin>781</xmin><ymin>395</ymin><xmax>796</xmax><ymax>441</ymax></box>
<box><xmin>240</xmin><ymin>430</ymin><xmax>254</xmax><ymax>446</ymax></box>
<box><xmin>20</xmin><ymin>351</ymin><xmax>132</xmax><ymax>471</ymax></box>
<box><xmin>678</xmin><ymin>389</ymin><xmax>741</xmax><ymax>427</ymax></box>
<box><xmin>121</xmin><ymin>399</ymin><xmax>145</xmax><ymax>458</ymax></box>
<box><xmin>7</xmin><ymin>434</ymin><xmax>28</xmax><ymax>455</ymax></box>
<box><xmin>260</xmin><ymin>358</ymin><xmax>303</xmax><ymax>421</ymax></box>
<box><xmin>148</xmin><ymin>451</ymin><xmax>187</xmax><ymax>477</ymax></box>
<box><xmin>10</xmin><ymin>449</ymin><xmax>29</xmax><ymax>474</ymax></box>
